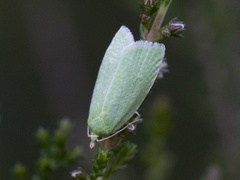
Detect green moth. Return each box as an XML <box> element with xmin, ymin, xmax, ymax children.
<box><xmin>87</xmin><ymin>26</ymin><xmax>165</xmax><ymax>146</ymax></box>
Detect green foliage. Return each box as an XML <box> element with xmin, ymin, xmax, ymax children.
<box><xmin>11</xmin><ymin>163</ymin><xmax>28</xmax><ymax>180</ymax></box>
<box><xmin>141</xmin><ymin>97</ymin><xmax>173</xmax><ymax>180</ymax></box>
<box><xmin>140</xmin><ymin>0</ymin><xmax>185</xmax><ymax>42</ymax></box>
<box><xmin>140</xmin><ymin>0</ymin><xmax>161</xmax><ymax>40</ymax></box>
<box><xmin>96</xmin><ymin>142</ymin><xmax>137</xmax><ymax>179</ymax></box>
<box><xmin>11</xmin><ymin>118</ymin><xmax>82</xmax><ymax>180</ymax></box>
<box><xmin>140</xmin><ymin>0</ymin><xmax>161</xmax><ymax>29</ymax></box>
<box><xmin>72</xmin><ymin>142</ymin><xmax>137</xmax><ymax>180</ymax></box>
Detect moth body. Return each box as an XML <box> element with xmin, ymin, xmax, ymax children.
<box><xmin>87</xmin><ymin>26</ymin><xmax>165</xmax><ymax>142</ymax></box>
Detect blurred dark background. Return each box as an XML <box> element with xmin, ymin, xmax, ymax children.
<box><xmin>1</xmin><ymin>0</ymin><xmax>240</xmax><ymax>179</ymax></box>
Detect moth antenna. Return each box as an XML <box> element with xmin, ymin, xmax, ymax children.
<box><xmin>96</xmin><ymin>113</ymin><xmax>142</xmax><ymax>142</ymax></box>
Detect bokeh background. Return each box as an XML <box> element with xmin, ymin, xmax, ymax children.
<box><xmin>1</xmin><ymin>0</ymin><xmax>239</xmax><ymax>179</ymax></box>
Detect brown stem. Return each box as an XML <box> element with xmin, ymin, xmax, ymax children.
<box><xmin>147</xmin><ymin>0</ymin><xmax>173</xmax><ymax>41</ymax></box>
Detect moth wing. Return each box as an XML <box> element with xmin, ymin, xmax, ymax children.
<box><xmin>102</xmin><ymin>41</ymin><xmax>165</xmax><ymax>133</ymax></box>
<box><xmin>88</xmin><ymin>26</ymin><xmax>134</xmax><ymax>133</ymax></box>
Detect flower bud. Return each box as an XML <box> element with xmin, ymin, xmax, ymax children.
<box><xmin>168</xmin><ymin>17</ymin><xmax>186</xmax><ymax>38</ymax></box>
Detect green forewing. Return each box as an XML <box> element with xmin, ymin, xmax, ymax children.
<box><xmin>87</xmin><ymin>26</ymin><xmax>134</xmax><ymax>132</ymax></box>
<box><xmin>88</xmin><ymin>26</ymin><xmax>165</xmax><ymax>136</ymax></box>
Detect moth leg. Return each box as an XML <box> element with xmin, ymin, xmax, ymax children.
<box><xmin>93</xmin><ymin>112</ymin><xmax>143</xmax><ymax>144</ymax></box>
<box><xmin>127</xmin><ymin>123</ymin><xmax>136</xmax><ymax>132</ymax></box>
<box><xmin>95</xmin><ymin>126</ymin><xmax>128</xmax><ymax>142</ymax></box>
<box><xmin>127</xmin><ymin>112</ymin><xmax>143</xmax><ymax>132</ymax></box>
<box><xmin>87</xmin><ymin>125</ymin><xmax>120</xmax><ymax>145</ymax></box>
<box><xmin>87</xmin><ymin>126</ymin><xmax>99</xmax><ymax>148</ymax></box>
<box><xmin>134</xmin><ymin>111</ymin><xmax>143</xmax><ymax>123</ymax></box>
<box><xmin>96</xmin><ymin>114</ymin><xmax>141</xmax><ymax>142</ymax></box>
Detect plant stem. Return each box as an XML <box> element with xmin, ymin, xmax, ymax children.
<box><xmin>147</xmin><ymin>0</ymin><xmax>173</xmax><ymax>41</ymax></box>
